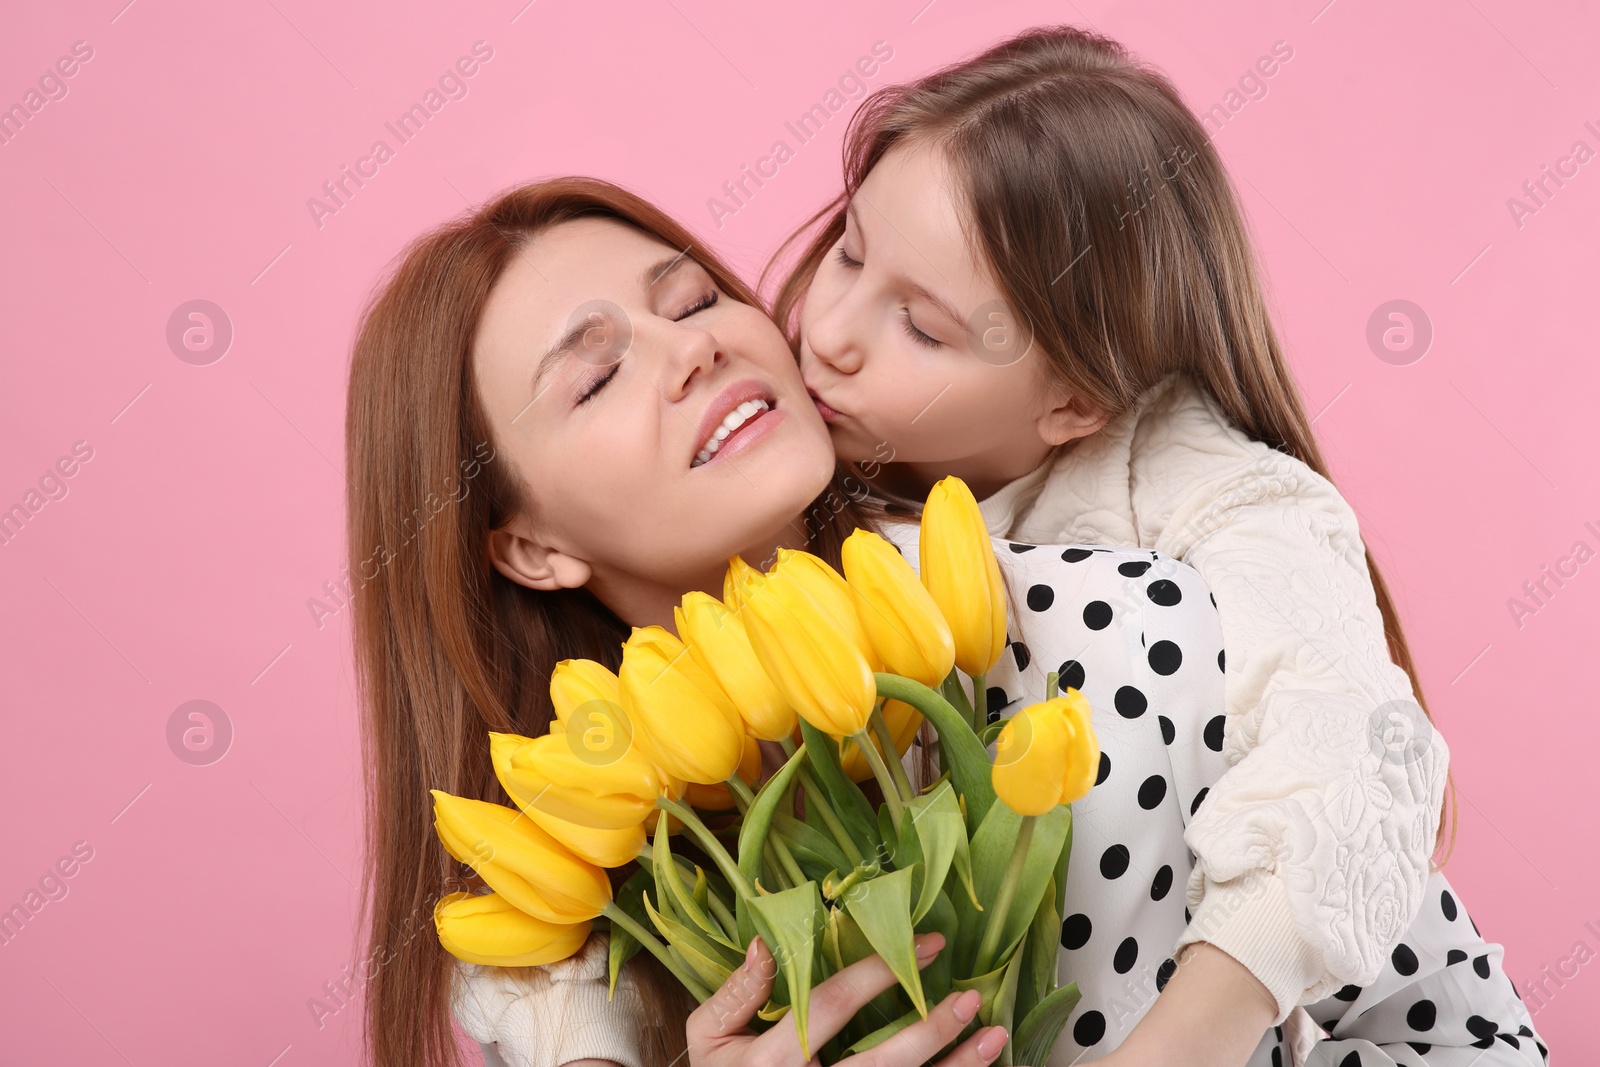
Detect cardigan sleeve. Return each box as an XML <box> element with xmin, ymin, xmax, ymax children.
<box><xmin>450</xmin><ymin>929</ymin><xmax>647</xmax><ymax>1067</ymax></box>
<box><xmin>1127</xmin><ymin>400</ymin><xmax>1450</xmax><ymax>1020</ymax></box>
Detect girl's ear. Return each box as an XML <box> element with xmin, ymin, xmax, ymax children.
<box><xmin>1035</xmin><ymin>390</ymin><xmax>1110</xmax><ymax>447</ymax></box>
<box><xmin>487</xmin><ymin>521</ymin><xmax>593</xmax><ymax>592</ymax></box>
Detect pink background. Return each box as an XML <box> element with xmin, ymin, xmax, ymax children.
<box><xmin>2</xmin><ymin>0</ymin><xmax>1596</xmax><ymax>1061</ymax></box>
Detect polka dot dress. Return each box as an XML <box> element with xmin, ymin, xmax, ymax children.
<box><xmin>890</xmin><ymin>529</ymin><xmax>1547</xmax><ymax>1066</ymax></box>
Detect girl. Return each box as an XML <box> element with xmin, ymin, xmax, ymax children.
<box><xmin>343</xmin><ymin>177</ymin><xmax>1543</xmax><ymax>1067</ymax></box>
<box><xmin>782</xmin><ymin>25</ymin><xmax>1455</xmax><ymax>1062</ymax></box>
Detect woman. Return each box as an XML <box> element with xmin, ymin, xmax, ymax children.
<box><xmin>346</xmin><ymin>178</ymin><xmax>1542</xmax><ymax>1067</ymax></box>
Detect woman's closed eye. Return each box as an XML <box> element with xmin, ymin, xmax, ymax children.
<box><xmin>575</xmin><ymin>290</ymin><xmax>720</xmax><ymax>405</ymax></box>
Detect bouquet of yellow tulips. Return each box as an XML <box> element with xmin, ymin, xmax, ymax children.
<box><xmin>430</xmin><ymin>477</ymin><xmax>1099</xmax><ymax>1067</ymax></box>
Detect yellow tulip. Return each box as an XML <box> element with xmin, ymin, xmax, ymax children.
<box><xmin>724</xmin><ymin>554</ymin><xmax>758</xmax><ymax>611</ymax></box>
<box><xmin>435</xmin><ymin>890</ymin><xmax>592</xmax><ymax>967</ymax></box>
<box><xmin>489</xmin><ymin>732</ymin><xmax>646</xmax><ymax>868</ymax></box>
<box><xmin>430</xmin><ymin>791</ymin><xmax>612</xmax><ymax>924</ymax></box>
<box><xmin>549</xmin><ymin>659</ymin><xmax>623</xmax><ymax>728</ymax></box>
<box><xmin>504</xmin><ymin>732</ymin><xmax>666</xmax><ymax>830</ymax></box>
<box><xmin>840</xmin><ymin>699</ymin><xmax>923</xmax><ymax>782</ymax></box>
<box><xmin>991</xmin><ymin>690</ymin><xmax>1100</xmax><ymax>816</ymax></box>
<box><xmin>675</xmin><ymin>591</ymin><xmax>796</xmax><ymax>742</ymax></box>
<box><xmin>685</xmin><ymin>733</ymin><xmax>763</xmax><ymax>811</ymax></box>
<box><xmin>920</xmin><ymin>477</ymin><xmax>1007</xmax><ymax>677</ymax></box>
<box><xmin>739</xmin><ymin>563</ymin><xmax>877</xmax><ymax>738</ymax></box>
<box><xmin>842</xmin><ymin>530</ymin><xmax>956</xmax><ymax>686</ymax></box>
<box><xmin>619</xmin><ymin>626</ymin><xmax>746</xmax><ymax>785</ymax></box>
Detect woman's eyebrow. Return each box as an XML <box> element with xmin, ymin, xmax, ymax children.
<box><xmin>640</xmin><ymin>249</ymin><xmax>694</xmax><ymax>290</ymax></box>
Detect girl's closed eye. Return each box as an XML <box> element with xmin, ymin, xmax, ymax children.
<box><xmin>575</xmin><ymin>289</ymin><xmax>720</xmax><ymax>405</ymax></box>
<box><xmin>901</xmin><ymin>310</ymin><xmax>941</xmax><ymax>348</ymax></box>
<box><xmin>834</xmin><ymin>246</ymin><xmax>863</xmax><ymax>270</ymax></box>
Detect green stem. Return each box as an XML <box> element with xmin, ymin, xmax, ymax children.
<box><xmin>973</xmin><ymin>815</ymin><xmax>1035</xmax><ymax>975</ymax></box>
<box><xmin>853</xmin><ymin>728</ymin><xmax>905</xmax><ymax>836</ymax></box>
<box><xmin>726</xmin><ymin>773</ymin><xmax>755</xmax><ymax>813</ymax></box>
<box><xmin>779</xmin><ymin>735</ymin><xmax>797</xmax><ymax>757</ymax></box>
<box><xmin>797</xmin><ymin>767</ymin><xmax>864</xmax><ymax>867</ymax></box>
<box><xmin>731</xmin><ymin>772</ymin><xmax>804</xmax><ymax>888</ymax></box>
<box><xmin>656</xmin><ymin>795</ymin><xmax>756</xmax><ymax>900</ymax></box>
<box><xmin>869</xmin><ymin>702</ymin><xmax>915</xmax><ymax>803</ymax></box>
<box><xmin>603</xmin><ymin>900</ymin><xmax>713</xmax><ymax>1001</ymax></box>
<box><xmin>1045</xmin><ymin>669</ymin><xmax>1060</xmax><ymax>701</ymax></box>
<box><xmin>973</xmin><ymin>674</ymin><xmax>988</xmax><ymax>730</ymax></box>
<box><xmin>942</xmin><ymin>673</ymin><xmax>975</xmax><ymax>732</ymax></box>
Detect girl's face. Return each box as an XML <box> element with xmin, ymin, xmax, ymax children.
<box><xmin>473</xmin><ymin>217</ymin><xmax>835</xmax><ymax>627</ymax></box>
<box><xmin>799</xmin><ymin>140</ymin><xmax>1102</xmax><ymax>499</ymax></box>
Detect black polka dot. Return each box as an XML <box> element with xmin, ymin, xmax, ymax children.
<box><xmin>1209</xmin><ymin>592</ymin><xmax>1216</xmax><ymax>607</ymax></box>
<box><xmin>1007</xmin><ymin>543</ymin><xmax>1036</xmax><ymax>553</ymax></box>
<box><xmin>1158</xmin><ymin>715</ymin><xmax>1175</xmax><ymax>744</ymax></box>
<box><xmin>1440</xmin><ymin>890</ymin><xmax>1458</xmax><ymax>921</ymax></box>
<box><xmin>1466</xmin><ymin>1016</ymin><xmax>1497</xmax><ymax>1041</ymax></box>
<box><xmin>1095</xmin><ymin>751</ymin><xmax>1110</xmax><ymax>785</ymax></box>
<box><xmin>1406</xmin><ymin>1044</ymin><xmax>1431</xmax><ymax>1056</ymax></box>
<box><xmin>1406</xmin><ymin>999</ymin><xmax>1436</xmax><ymax>1031</ymax></box>
<box><xmin>1119</xmin><ymin>560</ymin><xmax>1151</xmax><ymax>577</ymax></box>
<box><xmin>1473</xmin><ymin>954</ymin><xmax>1492</xmax><ymax>980</ymax></box>
<box><xmin>1148</xmin><ymin>640</ymin><xmax>1182</xmax><ymax>675</ymax></box>
<box><xmin>1156</xmin><ymin>956</ymin><xmax>1177</xmax><ymax>991</ymax></box>
<box><xmin>1010</xmin><ymin>642</ymin><xmax>1031</xmax><ymax>671</ymax></box>
<box><xmin>1083</xmin><ymin>601</ymin><xmax>1113</xmax><ymax>629</ymax></box>
<box><xmin>1189</xmin><ymin>787</ymin><xmax>1209</xmax><ymax>815</ymax></box>
<box><xmin>1392</xmin><ymin>943</ymin><xmax>1419</xmax><ymax>976</ymax></box>
<box><xmin>985</xmin><ymin>687</ymin><xmax>1007</xmax><ymax>724</ymax></box>
<box><xmin>1217</xmin><ymin>649</ymin><xmax>1226</xmax><ymax>671</ymax></box>
<box><xmin>1137</xmin><ymin>774</ymin><xmax>1168</xmax><ymax>809</ymax></box>
<box><xmin>1333</xmin><ymin>984</ymin><xmax>1360</xmax><ymax>1002</ymax></box>
<box><xmin>1099</xmin><ymin>844</ymin><xmax>1130</xmax><ymax>879</ymax></box>
<box><xmin>1146</xmin><ymin>579</ymin><xmax>1182</xmax><ymax>606</ymax></box>
<box><xmin>1498</xmin><ymin>1034</ymin><xmax>1520</xmax><ymax>1050</ymax></box>
<box><xmin>1203</xmin><ymin>715</ymin><xmax>1226</xmax><ymax>751</ymax></box>
<box><xmin>1026</xmin><ymin>584</ymin><xmax>1054</xmax><ymax>612</ymax></box>
<box><xmin>1114</xmin><ymin>685</ymin><xmax>1147</xmax><ymax>718</ymax></box>
<box><xmin>1062</xmin><ymin>548</ymin><xmax>1093</xmax><ymax>562</ymax></box>
<box><xmin>1270</xmin><ymin>1049</ymin><xmax>1282</xmax><ymax>1067</ymax></box>
<box><xmin>1446</xmin><ymin>949</ymin><xmax>1468</xmax><ymax>966</ymax></box>
<box><xmin>1113</xmin><ymin>936</ymin><xmax>1139</xmax><ymax>974</ymax></box>
<box><xmin>1072</xmin><ymin>1010</ymin><xmax>1106</xmax><ymax>1047</ymax></box>
<box><xmin>1056</xmin><ymin>660</ymin><xmax>1085</xmax><ymax>691</ymax></box>
<box><xmin>1060</xmin><ymin>912</ymin><xmax>1091</xmax><ymax>949</ymax></box>
<box><xmin>1150</xmin><ymin>865</ymin><xmax>1173</xmax><ymax>901</ymax></box>
<box><xmin>1337</xmin><ymin>1053</ymin><xmax>1360</xmax><ymax>1067</ymax></box>
<box><xmin>1537</xmin><ymin>1041</ymin><xmax>1549</xmax><ymax>1060</ymax></box>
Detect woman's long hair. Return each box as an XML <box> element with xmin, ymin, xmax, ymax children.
<box><xmin>769</xmin><ymin>25</ymin><xmax>1453</xmax><ymax>857</ymax></box>
<box><xmin>346</xmin><ymin>177</ymin><xmax>889</xmax><ymax>1067</ymax></box>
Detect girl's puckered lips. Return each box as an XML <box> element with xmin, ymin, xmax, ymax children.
<box><xmin>807</xmin><ymin>388</ymin><xmax>844</xmax><ymax>423</ymax></box>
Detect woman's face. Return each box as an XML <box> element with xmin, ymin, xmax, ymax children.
<box><xmin>798</xmin><ymin>140</ymin><xmax>1094</xmax><ymax>499</ymax></box>
<box><xmin>473</xmin><ymin>217</ymin><xmax>835</xmax><ymax>626</ymax></box>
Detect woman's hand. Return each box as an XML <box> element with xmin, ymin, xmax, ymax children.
<box><xmin>687</xmin><ymin>932</ymin><xmax>1012</xmax><ymax>1067</ymax></box>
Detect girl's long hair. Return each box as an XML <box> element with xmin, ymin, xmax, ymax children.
<box><xmin>769</xmin><ymin>25</ymin><xmax>1453</xmax><ymax>856</ymax></box>
<box><xmin>346</xmin><ymin>177</ymin><xmax>888</xmax><ymax>1067</ymax></box>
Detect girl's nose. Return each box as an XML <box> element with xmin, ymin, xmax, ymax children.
<box><xmin>805</xmin><ymin>305</ymin><xmax>865</xmax><ymax>376</ymax></box>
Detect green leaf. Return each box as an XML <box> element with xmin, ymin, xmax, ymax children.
<box><xmin>843</xmin><ymin>1004</ymin><xmax>921</xmax><ymax>1056</ymax></box>
<box><xmin>654</xmin><ymin>811</ymin><xmax>736</xmax><ymax>948</ymax></box>
<box><xmin>829</xmin><ymin>906</ymin><xmax>904</xmax><ymax>1044</ymax></box>
<box><xmin>901</xmin><ymin>779</ymin><xmax>981</xmax><ymax>920</ymax></box>
<box><xmin>987</xmin><ymin>940</ymin><xmax>1026</xmax><ymax>1067</ymax></box>
<box><xmin>641</xmin><ymin>890</ymin><xmax>741</xmax><ymax>990</ymax></box>
<box><xmin>746</xmin><ymin>881</ymin><xmax>826</xmax><ymax>1060</ymax></box>
<box><xmin>772</xmin><ymin>810</ymin><xmax>853</xmax><ymax>880</ymax></box>
<box><xmin>738</xmin><ymin>744</ymin><xmax>810</xmax><ymax>893</ymax></box>
<box><xmin>913</xmin><ymin>886</ymin><xmax>956</xmax><ymax>1007</ymax></box>
<box><xmin>839</xmin><ymin>865</ymin><xmax>927</xmax><ymax>1018</ymax></box>
<box><xmin>1014</xmin><ymin>874</ymin><xmax>1061</xmax><ymax>1026</ymax></box>
<box><xmin>875</xmin><ymin>674</ymin><xmax>998</xmax><ymax>830</ymax></box>
<box><xmin>797</xmin><ymin>717</ymin><xmax>882</xmax><ymax>858</ymax></box>
<box><xmin>608</xmin><ymin>868</ymin><xmax>652</xmax><ymax>997</ymax></box>
<box><xmin>952</xmin><ymin>802</ymin><xmax>1071</xmax><ymax>976</ymax></box>
<box><xmin>1014</xmin><ymin>982</ymin><xmax>1081</xmax><ymax>1067</ymax></box>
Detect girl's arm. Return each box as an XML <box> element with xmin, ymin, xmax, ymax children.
<box><xmin>451</xmin><ymin>930</ymin><xmax>648</xmax><ymax>1067</ymax></box>
<box><xmin>1115</xmin><ymin>376</ymin><xmax>1449</xmax><ymax>1022</ymax></box>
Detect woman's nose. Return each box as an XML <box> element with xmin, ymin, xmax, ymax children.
<box><xmin>662</xmin><ymin>323</ymin><xmax>721</xmax><ymax>402</ymax></box>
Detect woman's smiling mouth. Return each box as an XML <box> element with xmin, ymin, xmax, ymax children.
<box><xmin>691</xmin><ymin>379</ymin><xmax>783</xmax><ymax>469</ymax></box>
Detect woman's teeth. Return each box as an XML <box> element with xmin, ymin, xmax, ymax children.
<box><xmin>693</xmin><ymin>399</ymin><xmax>770</xmax><ymax>467</ymax></box>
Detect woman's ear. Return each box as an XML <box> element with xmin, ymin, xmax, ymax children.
<box><xmin>1035</xmin><ymin>390</ymin><xmax>1110</xmax><ymax>447</ymax></box>
<box><xmin>487</xmin><ymin>522</ymin><xmax>593</xmax><ymax>591</ymax></box>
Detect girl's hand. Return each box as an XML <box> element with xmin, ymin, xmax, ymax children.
<box><xmin>687</xmin><ymin>932</ymin><xmax>1013</xmax><ymax>1067</ymax></box>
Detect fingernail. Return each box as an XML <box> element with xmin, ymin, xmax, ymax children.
<box><xmin>977</xmin><ymin>1027</ymin><xmax>1007</xmax><ymax>1059</ymax></box>
<box><xmin>746</xmin><ymin>939</ymin><xmax>758</xmax><ymax>966</ymax></box>
<box><xmin>914</xmin><ymin>933</ymin><xmax>945</xmax><ymax>960</ymax></box>
<box><xmin>952</xmin><ymin>989</ymin><xmax>981</xmax><ymax>1023</ymax></box>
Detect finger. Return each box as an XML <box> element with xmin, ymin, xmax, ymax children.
<box><xmin>689</xmin><ymin>936</ymin><xmax>777</xmax><ymax>1043</ymax></box>
<box><xmin>854</xmin><ymin>988</ymin><xmax>987</xmax><ymax>1067</ymax></box>
<box><xmin>757</xmin><ymin>932</ymin><xmax>946</xmax><ymax>1063</ymax></box>
<box><xmin>931</xmin><ymin>1023</ymin><xmax>1009</xmax><ymax>1067</ymax></box>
